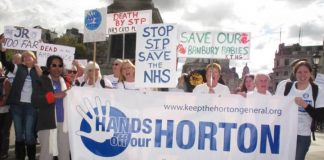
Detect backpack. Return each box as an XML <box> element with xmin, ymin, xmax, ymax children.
<box><xmin>80</xmin><ymin>79</ymin><xmax>106</xmax><ymax>88</ymax></box>
<box><xmin>284</xmin><ymin>81</ymin><xmax>318</xmax><ymax>140</ymax></box>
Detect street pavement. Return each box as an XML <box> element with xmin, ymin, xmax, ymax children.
<box><xmin>5</xmin><ymin>127</ymin><xmax>324</xmax><ymax>160</ymax></box>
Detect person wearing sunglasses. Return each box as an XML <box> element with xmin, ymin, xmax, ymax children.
<box><xmin>64</xmin><ymin>62</ymin><xmax>83</xmax><ymax>87</ymax></box>
<box><xmin>104</xmin><ymin>59</ymin><xmax>122</xmax><ymax>89</ymax></box>
<box><xmin>32</xmin><ymin>55</ymin><xmax>70</xmax><ymax>160</ymax></box>
<box><xmin>0</xmin><ymin>48</ymin><xmax>42</xmax><ymax>160</ymax></box>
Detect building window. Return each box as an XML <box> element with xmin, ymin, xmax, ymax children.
<box><xmin>276</xmin><ymin>60</ymin><xmax>279</xmax><ymax>67</ymax></box>
<box><xmin>276</xmin><ymin>72</ymin><xmax>279</xmax><ymax>76</ymax></box>
<box><xmin>284</xmin><ymin>59</ymin><xmax>289</xmax><ymax>66</ymax></box>
<box><xmin>284</xmin><ymin>71</ymin><xmax>288</xmax><ymax>76</ymax></box>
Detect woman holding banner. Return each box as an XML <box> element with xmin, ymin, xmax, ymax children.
<box><xmin>193</xmin><ymin>63</ymin><xmax>230</xmax><ymax>96</ymax></box>
<box><xmin>32</xmin><ymin>55</ymin><xmax>70</xmax><ymax>160</ymax></box>
<box><xmin>275</xmin><ymin>60</ymin><xmax>324</xmax><ymax>160</ymax></box>
<box><xmin>0</xmin><ymin>49</ymin><xmax>42</xmax><ymax>160</ymax></box>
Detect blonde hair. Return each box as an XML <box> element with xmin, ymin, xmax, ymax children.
<box><xmin>21</xmin><ymin>51</ymin><xmax>36</xmax><ymax>62</ymax></box>
<box><xmin>206</xmin><ymin>63</ymin><xmax>221</xmax><ymax>72</ymax></box>
<box><xmin>119</xmin><ymin>59</ymin><xmax>135</xmax><ymax>82</ymax></box>
<box><xmin>85</xmin><ymin>61</ymin><xmax>102</xmax><ymax>80</ymax></box>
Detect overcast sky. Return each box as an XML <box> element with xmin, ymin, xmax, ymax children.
<box><xmin>1</xmin><ymin>0</ymin><xmax>324</xmax><ymax>76</ymax></box>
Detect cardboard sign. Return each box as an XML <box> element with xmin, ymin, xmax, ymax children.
<box><xmin>37</xmin><ymin>43</ymin><xmax>75</xmax><ymax>69</ymax></box>
<box><xmin>177</xmin><ymin>31</ymin><xmax>251</xmax><ymax>60</ymax></box>
<box><xmin>135</xmin><ymin>24</ymin><xmax>178</xmax><ymax>88</ymax></box>
<box><xmin>2</xmin><ymin>26</ymin><xmax>41</xmax><ymax>51</ymax></box>
<box><xmin>107</xmin><ymin>10</ymin><xmax>152</xmax><ymax>35</ymax></box>
<box><xmin>84</xmin><ymin>8</ymin><xmax>107</xmax><ymax>43</ymax></box>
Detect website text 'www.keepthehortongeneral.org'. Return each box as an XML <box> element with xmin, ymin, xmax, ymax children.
<box><xmin>163</xmin><ymin>104</ymin><xmax>282</xmax><ymax>116</ymax></box>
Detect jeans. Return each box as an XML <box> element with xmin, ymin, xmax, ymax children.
<box><xmin>295</xmin><ymin>135</ymin><xmax>311</xmax><ymax>160</ymax></box>
<box><xmin>0</xmin><ymin>112</ymin><xmax>12</xmax><ymax>156</ymax></box>
<box><xmin>10</xmin><ymin>103</ymin><xmax>37</xmax><ymax>145</ymax></box>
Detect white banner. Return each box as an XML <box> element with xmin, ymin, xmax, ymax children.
<box><xmin>84</xmin><ymin>8</ymin><xmax>107</xmax><ymax>43</ymax></box>
<box><xmin>135</xmin><ymin>24</ymin><xmax>177</xmax><ymax>88</ymax></box>
<box><xmin>67</xmin><ymin>87</ymin><xmax>298</xmax><ymax>160</ymax></box>
<box><xmin>2</xmin><ymin>26</ymin><xmax>41</xmax><ymax>51</ymax></box>
<box><xmin>177</xmin><ymin>31</ymin><xmax>251</xmax><ymax>60</ymax></box>
<box><xmin>37</xmin><ymin>43</ymin><xmax>75</xmax><ymax>69</ymax></box>
<box><xmin>107</xmin><ymin>10</ymin><xmax>152</xmax><ymax>35</ymax></box>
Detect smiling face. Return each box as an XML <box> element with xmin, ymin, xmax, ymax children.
<box><xmin>295</xmin><ymin>65</ymin><xmax>312</xmax><ymax>85</ymax></box>
<box><xmin>49</xmin><ymin>58</ymin><xmax>63</xmax><ymax>79</ymax></box>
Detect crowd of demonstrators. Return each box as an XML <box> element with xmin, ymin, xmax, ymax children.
<box><xmin>104</xmin><ymin>58</ymin><xmax>122</xmax><ymax>88</ymax></box>
<box><xmin>193</xmin><ymin>63</ymin><xmax>230</xmax><ymax>96</ymax></box>
<box><xmin>80</xmin><ymin>61</ymin><xmax>112</xmax><ymax>88</ymax></box>
<box><xmin>32</xmin><ymin>55</ymin><xmax>70</xmax><ymax>160</ymax></box>
<box><xmin>1</xmin><ymin>29</ymin><xmax>324</xmax><ymax>160</ymax></box>
<box><xmin>275</xmin><ymin>60</ymin><xmax>324</xmax><ymax>160</ymax></box>
<box><xmin>0</xmin><ymin>62</ymin><xmax>12</xmax><ymax>159</ymax></box>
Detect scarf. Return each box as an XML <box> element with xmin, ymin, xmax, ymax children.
<box><xmin>48</xmin><ymin>75</ymin><xmax>68</xmax><ymax>156</ymax></box>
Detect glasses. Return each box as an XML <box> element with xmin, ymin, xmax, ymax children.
<box><xmin>68</xmin><ymin>70</ymin><xmax>77</xmax><ymax>74</ymax></box>
<box><xmin>51</xmin><ymin>64</ymin><xmax>63</xmax><ymax>68</ymax></box>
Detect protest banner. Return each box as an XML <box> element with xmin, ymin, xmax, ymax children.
<box><xmin>84</xmin><ymin>8</ymin><xmax>107</xmax><ymax>43</ymax></box>
<box><xmin>135</xmin><ymin>24</ymin><xmax>177</xmax><ymax>88</ymax></box>
<box><xmin>67</xmin><ymin>87</ymin><xmax>298</xmax><ymax>160</ymax></box>
<box><xmin>37</xmin><ymin>43</ymin><xmax>75</xmax><ymax>69</ymax></box>
<box><xmin>177</xmin><ymin>31</ymin><xmax>251</xmax><ymax>60</ymax></box>
<box><xmin>107</xmin><ymin>10</ymin><xmax>152</xmax><ymax>35</ymax></box>
<box><xmin>2</xmin><ymin>26</ymin><xmax>41</xmax><ymax>51</ymax></box>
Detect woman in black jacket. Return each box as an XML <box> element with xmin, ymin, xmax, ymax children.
<box><xmin>0</xmin><ymin>49</ymin><xmax>42</xmax><ymax>160</ymax></box>
<box><xmin>32</xmin><ymin>55</ymin><xmax>70</xmax><ymax>160</ymax></box>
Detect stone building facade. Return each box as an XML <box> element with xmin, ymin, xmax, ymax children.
<box><xmin>272</xmin><ymin>42</ymin><xmax>324</xmax><ymax>91</ymax></box>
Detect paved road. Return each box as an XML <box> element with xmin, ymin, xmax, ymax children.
<box><xmin>6</xmin><ymin>127</ymin><xmax>324</xmax><ymax>160</ymax></box>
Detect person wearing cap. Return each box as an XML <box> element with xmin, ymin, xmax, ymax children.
<box><xmin>104</xmin><ymin>59</ymin><xmax>122</xmax><ymax>89</ymax></box>
<box><xmin>193</xmin><ymin>63</ymin><xmax>230</xmax><ymax>96</ymax></box>
<box><xmin>275</xmin><ymin>58</ymin><xmax>308</xmax><ymax>94</ymax></box>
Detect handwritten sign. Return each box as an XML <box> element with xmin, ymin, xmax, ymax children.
<box><xmin>177</xmin><ymin>31</ymin><xmax>251</xmax><ymax>60</ymax></box>
<box><xmin>2</xmin><ymin>26</ymin><xmax>41</xmax><ymax>51</ymax></box>
<box><xmin>37</xmin><ymin>43</ymin><xmax>75</xmax><ymax>69</ymax></box>
<box><xmin>107</xmin><ymin>10</ymin><xmax>152</xmax><ymax>35</ymax></box>
<box><xmin>84</xmin><ymin>8</ymin><xmax>107</xmax><ymax>43</ymax></box>
<box><xmin>135</xmin><ymin>24</ymin><xmax>177</xmax><ymax>88</ymax></box>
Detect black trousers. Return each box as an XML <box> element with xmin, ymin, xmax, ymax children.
<box><xmin>0</xmin><ymin>112</ymin><xmax>12</xmax><ymax>156</ymax></box>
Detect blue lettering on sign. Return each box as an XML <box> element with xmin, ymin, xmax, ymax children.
<box><xmin>237</xmin><ymin>123</ymin><xmax>258</xmax><ymax>153</ymax></box>
<box><xmin>78</xmin><ymin>98</ymin><xmax>282</xmax><ymax>158</ymax></box>
<box><xmin>144</xmin><ymin>69</ymin><xmax>170</xmax><ymax>83</ymax></box>
<box><xmin>176</xmin><ymin>120</ymin><xmax>196</xmax><ymax>149</ymax></box>
<box><xmin>85</xmin><ymin>10</ymin><xmax>102</xmax><ymax>30</ymax></box>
